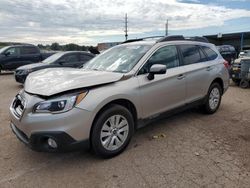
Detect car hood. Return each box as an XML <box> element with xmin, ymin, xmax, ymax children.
<box><xmin>17</xmin><ymin>62</ymin><xmax>45</xmax><ymax>70</ymax></box>
<box><xmin>24</xmin><ymin>68</ymin><xmax>124</xmax><ymax>96</ymax></box>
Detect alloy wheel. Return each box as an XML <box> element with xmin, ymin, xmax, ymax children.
<box><xmin>209</xmin><ymin>87</ymin><xmax>220</xmax><ymax>110</ymax></box>
<box><xmin>100</xmin><ymin>115</ymin><xmax>129</xmax><ymax>151</ymax></box>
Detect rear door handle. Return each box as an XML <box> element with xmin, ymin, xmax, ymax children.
<box><xmin>206</xmin><ymin>66</ymin><xmax>213</xmax><ymax>71</ymax></box>
<box><xmin>177</xmin><ymin>74</ymin><xmax>185</xmax><ymax>80</ymax></box>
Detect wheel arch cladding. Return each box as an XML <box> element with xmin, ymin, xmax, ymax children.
<box><xmin>211</xmin><ymin>78</ymin><xmax>224</xmax><ymax>92</ymax></box>
<box><xmin>89</xmin><ymin>99</ymin><xmax>138</xmax><ymax>139</ymax></box>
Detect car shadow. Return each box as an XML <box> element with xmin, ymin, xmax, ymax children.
<box><xmin>17</xmin><ymin>107</ymin><xmax>199</xmax><ymax>160</ymax></box>
<box><xmin>0</xmin><ymin>71</ymin><xmax>13</xmax><ymax>76</ymax></box>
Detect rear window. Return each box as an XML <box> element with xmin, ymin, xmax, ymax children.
<box><xmin>61</xmin><ymin>54</ymin><xmax>79</xmax><ymax>63</ymax></box>
<box><xmin>21</xmin><ymin>46</ymin><xmax>39</xmax><ymax>55</ymax></box>
<box><xmin>80</xmin><ymin>54</ymin><xmax>93</xmax><ymax>62</ymax></box>
<box><xmin>179</xmin><ymin>45</ymin><xmax>206</xmax><ymax>65</ymax></box>
<box><xmin>202</xmin><ymin>46</ymin><xmax>218</xmax><ymax>61</ymax></box>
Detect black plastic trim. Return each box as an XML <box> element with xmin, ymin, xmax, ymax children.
<box><xmin>10</xmin><ymin>123</ymin><xmax>90</xmax><ymax>152</ymax></box>
<box><xmin>137</xmin><ymin>97</ymin><xmax>206</xmax><ymax>129</ymax></box>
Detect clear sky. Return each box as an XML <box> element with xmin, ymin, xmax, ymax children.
<box><xmin>0</xmin><ymin>0</ymin><xmax>249</xmax><ymax>45</ymax></box>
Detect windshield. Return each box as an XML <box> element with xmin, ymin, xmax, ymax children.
<box><xmin>0</xmin><ymin>46</ymin><xmax>9</xmax><ymax>54</ymax></box>
<box><xmin>42</xmin><ymin>53</ymin><xmax>64</xmax><ymax>64</ymax></box>
<box><xmin>83</xmin><ymin>44</ymin><xmax>152</xmax><ymax>73</ymax></box>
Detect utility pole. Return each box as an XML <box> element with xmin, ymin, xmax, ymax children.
<box><xmin>165</xmin><ymin>19</ymin><xmax>168</xmax><ymax>36</ymax></box>
<box><xmin>125</xmin><ymin>13</ymin><xmax>128</xmax><ymax>41</ymax></box>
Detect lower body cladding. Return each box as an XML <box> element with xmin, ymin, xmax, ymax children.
<box><xmin>10</xmin><ymin>106</ymin><xmax>94</xmax><ymax>152</ymax></box>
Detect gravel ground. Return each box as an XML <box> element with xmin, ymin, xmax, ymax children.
<box><xmin>0</xmin><ymin>73</ymin><xmax>250</xmax><ymax>188</ymax></box>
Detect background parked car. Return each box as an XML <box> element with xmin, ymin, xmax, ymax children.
<box><xmin>216</xmin><ymin>45</ymin><xmax>237</xmax><ymax>65</ymax></box>
<box><xmin>239</xmin><ymin>50</ymin><xmax>250</xmax><ymax>58</ymax></box>
<box><xmin>0</xmin><ymin>44</ymin><xmax>55</xmax><ymax>73</ymax></box>
<box><xmin>15</xmin><ymin>51</ymin><xmax>95</xmax><ymax>84</ymax></box>
<box><xmin>230</xmin><ymin>57</ymin><xmax>250</xmax><ymax>88</ymax></box>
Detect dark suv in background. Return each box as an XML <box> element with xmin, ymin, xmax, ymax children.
<box><xmin>216</xmin><ymin>45</ymin><xmax>237</xmax><ymax>65</ymax></box>
<box><xmin>0</xmin><ymin>44</ymin><xmax>54</xmax><ymax>73</ymax></box>
<box><xmin>15</xmin><ymin>51</ymin><xmax>95</xmax><ymax>84</ymax></box>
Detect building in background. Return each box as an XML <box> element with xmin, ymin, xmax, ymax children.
<box><xmin>97</xmin><ymin>42</ymin><xmax>121</xmax><ymax>52</ymax></box>
<box><xmin>204</xmin><ymin>31</ymin><xmax>250</xmax><ymax>53</ymax></box>
<box><xmin>97</xmin><ymin>31</ymin><xmax>250</xmax><ymax>55</ymax></box>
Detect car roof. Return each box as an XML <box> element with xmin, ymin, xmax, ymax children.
<box><xmin>5</xmin><ymin>44</ymin><xmax>37</xmax><ymax>48</ymax></box>
<box><xmin>56</xmin><ymin>51</ymin><xmax>94</xmax><ymax>56</ymax></box>
<box><xmin>121</xmin><ymin>40</ymin><xmax>214</xmax><ymax>48</ymax></box>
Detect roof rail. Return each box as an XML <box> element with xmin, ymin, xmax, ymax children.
<box><xmin>122</xmin><ymin>38</ymin><xmax>143</xmax><ymax>44</ymax></box>
<box><xmin>157</xmin><ymin>35</ymin><xmax>209</xmax><ymax>43</ymax></box>
<box><xmin>122</xmin><ymin>35</ymin><xmax>209</xmax><ymax>44</ymax></box>
<box><xmin>186</xmin><ymin>36</ymin><xmax>209</xmax><ymax>43</ymax></box>
<box><xmin>122</xmin><ymin>36</ymin><xmax>164</xmax><ymax>44</ymax></box>
<box><xmin>157</xmin><ymin>35</ymin><xmax>185</xmax><ymax>42</ymax></box>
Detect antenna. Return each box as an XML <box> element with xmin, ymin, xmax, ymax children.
<box><xmin>125</xmin><ymin>13</ymin><xmax>128</xmax><ymax>41</ymax></box>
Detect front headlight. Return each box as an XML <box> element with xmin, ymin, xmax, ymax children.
<box><xmin>33</xmin><ymin>92</ymin><xmax>88</xmax><ymax>114</ymax></box>
<box><xmin>21</xmin><ymin>69</ymin><xmax>31</xmax><ymax>74</ymax></box>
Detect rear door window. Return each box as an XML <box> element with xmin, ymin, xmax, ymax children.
<box><xmin>201</xmin><ymin>46</ymin><xmax>218</xmax><ymax>61</ymax></box>
<box><xmin>198</xmin><ymin>47</ymin><xmax>208</xmax><ymax>62</ymax></box>
<box><xmin>21</xmin><ymin>46</ymin><xmax>39</xmax><ymax>55</ymax></box>
<box><xmin>179</xmin><ymin>45</ymin><xmax>204</xmax><ymax>65</ymax></box>
<box><xmin>60</xmin><ymin>54</ymin><xmax>79</xmax><ymax>64</ymax></box>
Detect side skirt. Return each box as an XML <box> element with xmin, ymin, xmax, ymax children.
<box><xmin>136</xmin><ymin>97</ymin><xmax>206</xmax><ymax>129</ymax></box>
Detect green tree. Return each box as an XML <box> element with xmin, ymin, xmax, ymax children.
<box><xmin>51</xmin><ymin>42</ymin><xmax>60</xmax><ymax>51</ymax></box>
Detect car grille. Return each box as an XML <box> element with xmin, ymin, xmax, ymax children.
<box><xmin>12</xmin><ymin>95</ymin><xmax>26</xmax><ymax>119</ymax></box>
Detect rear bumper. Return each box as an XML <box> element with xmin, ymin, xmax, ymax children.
<box><xmin>10</xmin><ymin>122</ymin><xmax>90</xmax><ymax>152</ymax></box>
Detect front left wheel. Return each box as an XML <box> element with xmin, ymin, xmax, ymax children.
<box><xmin>91</xmin><ymin>104</ymin><xmax>134</xmax><ymax>158</ymax></box>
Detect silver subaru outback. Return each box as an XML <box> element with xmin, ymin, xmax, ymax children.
<box><xmin>10</xmin><ymin>36</ymin><xmax>229</xmax><ymax>158</ymax></box>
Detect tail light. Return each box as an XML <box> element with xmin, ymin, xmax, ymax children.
<box><xmin>223</xmin><ymin>60</ymin><xmax>230</xmax><ymax>69</ymax></box>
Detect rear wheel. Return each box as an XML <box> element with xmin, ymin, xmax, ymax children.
<box><xmin>202</xmin><ymin>83</ymin><xmax>222</xmax><ymax>114</ymax></box>
<box><xmin>91</xmin><ymin>104</ymin><xmax>134</xmax><ymax>158</ymax></box>
<box><xmin>240</xmin><ymin>79</ymin><xmax>249</xmax><ymax>89</ymax></box>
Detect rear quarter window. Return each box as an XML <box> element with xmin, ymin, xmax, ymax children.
<box><xmin>202</xmin><ymin>46</ymin><xmax>218</xmax><ymax>61</ymax></box>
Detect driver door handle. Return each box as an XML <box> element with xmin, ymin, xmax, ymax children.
<box><xmin>177</xmin><ymin>74</ymin><xmax>185</xmax><ymax>80</ymax></box>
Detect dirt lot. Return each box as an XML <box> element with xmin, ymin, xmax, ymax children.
<box><xmin>0</xmin><ymin>73</ymin><xmax>250</xmax><ymax>188</ymax></box>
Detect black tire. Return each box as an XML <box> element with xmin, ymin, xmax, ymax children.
<box><xmin>91</xmin><ymin>104</ymin><xmax>134</xmax><ymax>158</ymax></box>
<box><xmin>201</xmin><ymin>83</ymin><xmax>222</xmax><ymax>114</ymax></box>
<box><xmin>232</xmin><ymin>78</ymin><xmax>240</xmax><ymax>86</ymax></box>
<box><xmin>240</xmin><ymin>79</ymin><xmax>249</xmax><ymax>89</ymax></box>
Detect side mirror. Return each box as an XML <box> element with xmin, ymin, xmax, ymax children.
<box><xmin>4</xmin><ymin>51</ymin><xmax>10</xmax><ymax>56</ymax></box>
<box><xmin>147</xmin><ymin>64</ymin><xmax>167</xmax><ymax>80</ymax></box>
